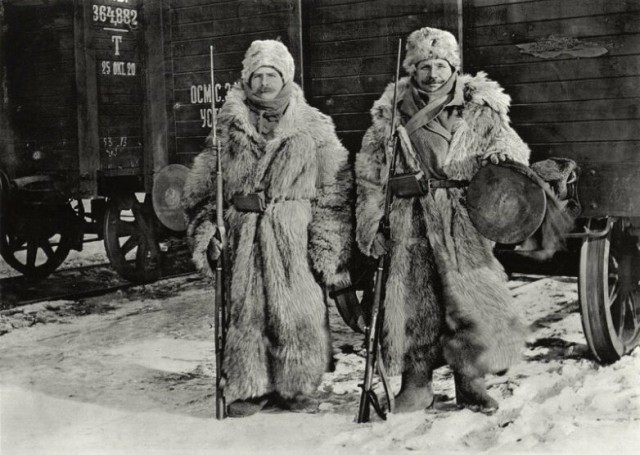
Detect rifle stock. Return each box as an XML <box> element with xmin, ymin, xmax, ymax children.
<box><xmin>357</xmin><ymin>38</ymin><xmax>402</xmax><ymax>424</ymax></box>
<box><xmin>214</xmin><ymin>148</ymin><xmax>226</xmax><ymax>421</ymax></box>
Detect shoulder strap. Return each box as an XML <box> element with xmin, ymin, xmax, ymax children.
<box><xmin>396</xmin><ymin>125</ymin><xmax>422</xmax><ymax>173</ymax></box>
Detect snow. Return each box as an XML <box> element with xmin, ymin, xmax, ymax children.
<box><xmin>1</xmin><ymin>245</ymin><xmax>639</xmax><ymax>455</ymax></box>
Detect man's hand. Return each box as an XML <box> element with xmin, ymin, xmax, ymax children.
<box><xmin>329</xmin><ymin>269</ymin><xmax>352</xmax><ymax>289</ymax></box>
<box><xmin>207</xmin><ymin>235</ymin><xmax>223</xmax><ymax>262</ymax></box>
<box><xmin>371</xmin><ymin>232</ymin><xmax>389</xmax><ymax>258</ymax></box>
<box><xmin>480</xmin><ymin>150</ymin><xmax>512</xmax><ymax>166</ymax></box>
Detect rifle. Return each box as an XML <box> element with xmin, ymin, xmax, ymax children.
<box><xmin>209</xmin><ymin>45</ymin><xmax>227</xmax><ymax>420</ymax></box>
<box><xmin>357</xmin><ymin>39</ymin><xmax>402</xmax><ymax>424</ymax></box>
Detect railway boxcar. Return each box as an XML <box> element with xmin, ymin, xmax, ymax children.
<box><xmin>463</xmin><ymin>0</ymin><xmax>640</xmax><ymax>363</ymax></box>
<box><xmin>0</xmin><ymin>0</ymin><xmax>457</xmax><ymax>281</ymax></box>
<box><xmin>1</xmin><ymin>0</ymin><xmax>638</xmax><ymax>363</ymax></box>
<box><xmin>1</xmin><ymin>0</ymin><xmax>170</xmax><ymax>282</ymax></box>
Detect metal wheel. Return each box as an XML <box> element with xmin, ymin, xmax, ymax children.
<box><xmin>0</xmin><ymin>203</ymin><xmax>75</xmax><ymax>280</ymax></box>
<box><xmin>103</xmin><ymin>193</ymin><xmax>161</xmax><ymax>283</ymax></box>
<box><xmin>579</xmin><ymin>218</ymin><xmax>640</xmax><ymax>363</ymax></box>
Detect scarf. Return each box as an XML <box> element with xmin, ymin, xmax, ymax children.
<box><xmin>402</xmin><ymin>72</ymin><xmax>458</xmax><ymax>132</ymax></box>
<box><xmin>399</xmin><ymin>72</ymin><xmax>461</xmax><ymax>179</ymax></box>
<box><xmin>243</xmin><ymin>81</ymin><xmax>293</xmax><ymax>137</ymax></box>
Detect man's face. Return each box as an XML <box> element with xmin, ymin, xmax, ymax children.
<box><xmin>249</xmin><ymin>66</ymin><xmax>284</xmax><ymax>100</ymax></box>
<box><xmin>415</xmin><ymin>58</ymin><xmax>453</xmax><ymax>92</ymax></box>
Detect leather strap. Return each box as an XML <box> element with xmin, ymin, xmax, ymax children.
<box><xmin>428</xmin><ymin>178</ymin><xmax>469</xmax><ymax>189</ymax></box>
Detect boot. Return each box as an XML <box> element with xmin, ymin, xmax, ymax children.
<box><xmin>454</xmin><ymin>372</ymin><xmax>498</xmax><ymax>414</ymax></box>
<box><xmin>277</xmin><ymin>393</ymin><xmax>320</xmax><ymax>414</ymax></box>
<box><xmin>227</xmin><ymin>394</ymin><xmax>272</xmax><ymax>418</ymax></box>
<box><xmin>394</xmin><ymin>369</ymin><xmax>435</xmax><ymax>413</ymax></box>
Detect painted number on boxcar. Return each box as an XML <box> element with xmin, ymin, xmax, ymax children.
<box><xmin>92</xmin><ymin>4</ymin><xmax>138</xmax><ymax>28</ymax></box>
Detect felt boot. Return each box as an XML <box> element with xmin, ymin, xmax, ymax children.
<box><xmin>394</xmin><ymin>369</ymin><xmax>435</xmax><ymax>413</ymax></box>
<box><xmin>227</xmin><ymin>395</ymin><xmax>271</xmax><ymax>418</ymax></box>
<box><xmin>454</xmin><ymin>372</ymin><xmax>498</xmax><ymax>414</ymax></box>
<box><xmin>278</xmin><ymin>393</ymin><xmax>320</xmax><ymax>413</ymax></box>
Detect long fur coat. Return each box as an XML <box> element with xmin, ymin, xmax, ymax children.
<box><xmin>356</xmin><ymin>73</ymin><xmax>530</xmax><ymax>378</ymax></box>
<box><xmin>182</xmin><ymin>83</ymin><xmax>353</xmax><ymax>402</ymax></box>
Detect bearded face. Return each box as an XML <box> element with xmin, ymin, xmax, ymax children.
<box><xmin>414</xmin><ymin>58</ymin><xmax>453</xmax><ymax>92</ymax></box>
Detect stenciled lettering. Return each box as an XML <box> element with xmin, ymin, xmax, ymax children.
<box><xmin>101</xmin><ymin>60</ymin><xmax>136</xmax><ymax>76</ymax></box>
<box><xmin>189</xmin><ymin>83</ymin><xmax>231</xmax><ymax>105</ymax></box>
<box><xmin>111</xmin><ymin>35</ymin><xmax>123</xmax><ymax>56</ymax></box>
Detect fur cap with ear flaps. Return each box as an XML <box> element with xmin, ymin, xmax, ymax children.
<box><xmin>403</xmin><ymin>27</ymin><xmax>461</xmax><ymax>74</ymax></box>
<box><xmin>240</xmin><ymin>39</ymin><xmax>295</xmax><ymax>85</ymax></box>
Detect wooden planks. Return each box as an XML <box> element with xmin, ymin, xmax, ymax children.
<box><xmin>510</xmin><ymin>98</ymin><xmax>640</xmax><ymax>124</ymax></box>
<box><xmin>530</xmin><ymin>142</ymin><xmax>640</xmax><ymax>164</ymax></box>
<box><xmin>307</xmin><ymin>0</ymin><xmax>459</xmax><ymax>154</ymax></box>
<box><xmin>472</xmin><ymin>0</ymin><xmax>640</xmax><ymax>28</ymax></box>
<box><xmin>578</xmin><ymin>162</ymin><xmax>640</xmax><ymax>217</ymax></box>
<box><xmin>143</xmin><ymin>0</ymin><xmax>170</xmax><ymax>190</ymax></box>
<box><xmin>464</xmin><ymin>0</ymin><xmax>640</xmax><ymax>217</ymax></box>
<box><xmin>3</xmin><ymin>0</ymin><xmax>80</xmax><ymax>182</ymax></box>
<box><xmin>468</xmin><ymin>11</ymin><xmax>640</xmax><ymax>48</ymax></box>
<box><xmin>165</xmin><ymin>0</ymin><xmax>304</xmax><ymax>163</ymax></box>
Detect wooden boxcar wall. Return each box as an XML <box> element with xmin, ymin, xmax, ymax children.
<box><xmin>164</xmin><ymin>0</ymin><xmax>463</xmax><ymax>163</ymax></box>
<box><xmin>0</xmin><ymin>1</ymin><xmax>16</xmax><ymax>177</ymax></box>
<box><xmin>464</xmin><ymin>0</ymin><xmax>640</xmax><ymax>217</ymax></box>
<box><xmin>164</xmin><ymin>0</ymin><xmax>303</xmax><ymax>166</ymax></box>
<box><xmin>306</xmin><ymin>0</ymin><xmax>461</xmax><ymax>153</ymax></box>
<box><xmin>2</xmin><ymin>0</ymin><xmax>78</xmax><ymax>185</ymax></box>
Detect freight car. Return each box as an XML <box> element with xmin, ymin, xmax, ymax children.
<box><xmin>1</xmin><ymin>0</ymin><xmax>638</xmax><ymax>364</ymax></box>
<box><xmin>463</xmin><ymin>0</ymin><xmax>640</xmax><ymax>363</ymax></box>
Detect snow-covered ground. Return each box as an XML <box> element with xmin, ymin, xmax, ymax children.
<box><xmin>1</xmin><ymin>243</ymin><xmax>639</xmax><ymax>454</ymax></box>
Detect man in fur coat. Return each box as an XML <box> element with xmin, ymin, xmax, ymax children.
<box><xmin>355</xmin><ymin>27</ymin><xmax>530</xmax><ymax>414</ymax></box>
<box><xmin>182</xmin><ymin>40</ymin><xmax>353</xmax><ymax>417</ymax></box>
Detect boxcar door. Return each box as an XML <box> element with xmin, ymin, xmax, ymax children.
<box><xmin>77</xmin><ymin>0</ymin><xmax>145</xmax><ymax>194</ymax></box>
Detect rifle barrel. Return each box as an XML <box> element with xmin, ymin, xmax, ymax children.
<box><xmin>210</xmin><ymin>45</ymin><xmax>217</xmax><ymax>146</ymax></box>
<box><xmin>211</xmin><ymin>44</ymin><xmax>227</xmax><ymax>420</ymax></box>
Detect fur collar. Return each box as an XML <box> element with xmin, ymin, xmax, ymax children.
<box><xmin>218</xmin><ymin>82</ymin><xmax>332</xmax><ymax>143</ymax></box>
<box><xmin>370</xmin><ymin>71</ymin><xmax>512</xmax><ymax>130</ymax></box>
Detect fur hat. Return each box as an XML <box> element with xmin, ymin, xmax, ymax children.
<box><xmin>402</xmin><ymin>27</ymin><xmax>461</xmax><ymax>74</ymax></box>
<box><xmin>241</xmin><ymin>40</ymin><xmax>295</xmax><ymax>85</ymax></box>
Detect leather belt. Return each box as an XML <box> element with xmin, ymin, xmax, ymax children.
<box><xmin>232</xmin><ymin>192</ymin><xmax>311</xmax><ymax>213</ymax></box>
<box><xmin>427</xmin><ymin>178</ymin><xmax>469</xmax><ymax>190</ymax></box>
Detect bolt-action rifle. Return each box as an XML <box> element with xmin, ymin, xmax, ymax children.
<box><xmin>357</xmin><ymin>39</ymin><xmax>402</xmax><ymax>424</ymax></box>
<box><xmin>208</xmin><ymin>45</ymin><xmax>227</xmax><ymax>420</ymax></box>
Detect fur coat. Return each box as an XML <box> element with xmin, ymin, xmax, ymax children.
<box><xmin>182</xmin><ymin>83</ymin><xmax>353</xmax><ymax>402</ymax></box>
<box><xmin>355</xmin><ymin>73</ymin><xmax>530</xmax><ymax>378</ymax></box>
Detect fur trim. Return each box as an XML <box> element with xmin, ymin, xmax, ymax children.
<box><xmin>241</xmin><ymin>40</ymin><xmax>295</xmax><ymax>85</ymax></box>
<box><xmin>403</xmin><ymin>27</ymin><xmax>461</xmax><ymax>73</ymax></box>
<box><xmin>355</xmin><ymin>71</ymin><xmax>530</xmax><ymax>376</ymax></box>
<box><xmin>184</xmin><ymin>82</ymin><xmax>353</xmax><ymax>401</ymax></box>
<box><xmin>182</xmin><ymin>150</ymin><xmax>218</xmax><ymax>278</ymax></box>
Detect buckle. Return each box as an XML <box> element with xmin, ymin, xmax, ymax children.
<box><xmin>426</xmin><ymin>178</ymin><xmax>434</xmax><ymax>192</ymax></box>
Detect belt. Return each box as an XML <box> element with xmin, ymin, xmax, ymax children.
<box><xmin>427</xmin><ymin>178</ymin><xmax>469</xmax><ymax>190</ymax></box>
<box><xmin>232</xmin><ymin>192</ymin><xmax>311</xmax><ymax>213</ymax></box>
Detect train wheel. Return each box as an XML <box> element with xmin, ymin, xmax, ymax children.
<box><xmin>0</xmin><ymin>203</ymin><xmax>75</xmax><ymax>280</ymax></box>
<box><xmin>579</xmin><ymin>219</ymin><xmax>640</xmax><ymax>363</ymax></box>
<box><xmin>103</xmin><ymin>193</ymin><xmax>161</xmax><ymax>283</ymax></box>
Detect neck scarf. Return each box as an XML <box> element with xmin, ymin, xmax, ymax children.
<box><xmin>403</xmin><ymin>72</ymin><xmax>458</xmax><ymax>119</ymax></box>
<box><xmin>399</xmin><ymin>72</ymin><xmax>459</xmax><ymax>180</ymax></box>
<box><xmin>243</xmin><ymin>81</ymin><xmax>293</xmax><ymax>137</ymax></box>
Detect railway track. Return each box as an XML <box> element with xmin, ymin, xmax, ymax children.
<box><xmin>0</xmin><ymin>262</ymin><xmax>196</xmax><ymax>310</ymax></box>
